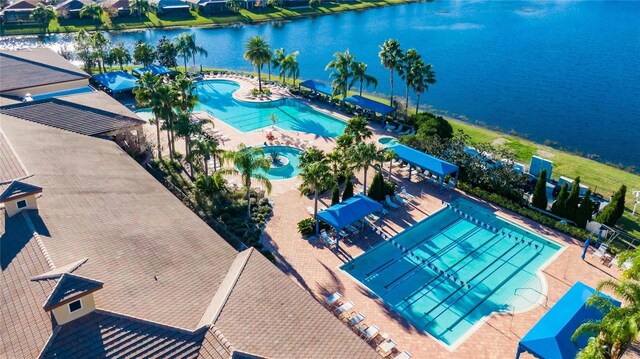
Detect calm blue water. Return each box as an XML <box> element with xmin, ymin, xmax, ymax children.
<box><xmin>195</xmin><ymin>80</ymin><xmax>346</xmax><ymax>136</ymax></box>
<box><xmin>250</xmin><ymin>145</ymin><xmax>302</xmax><ymax>180</ymax></box>
<box><xmin>342</xmin><ymin>199</ymin><xmax>560</xmax><ymax>346</ymax></box>
<box><xmin>3</xmin><ymin>1</ymin><xmax>638</xmax><ymax>166</ymax></box>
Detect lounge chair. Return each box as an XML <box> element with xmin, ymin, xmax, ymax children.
<box><xmin>394</xmin><ymin>351</ymin><xmax>412</xmax><ymax>359</ymax></box>
<box><xmin>321</xmin><ymin>231</ymin><xmax>336</xmax><ymax>248</ymax></box>
<box><xmin>397</xmin><ymin>127</ymin><xmax>413</xmax><ymax>135</ymax></box>
<box><xmin>400</xmin><ymin>186</ymin><xmax>416</xmax><ymax>200</ymax></box>
<box><xmin>380</xmin><ymin>208</ymin><xmax>389</xmax><ymax>216</ymax></box>
<box><xmin>366</xmin><ymin>213</ymin><xmax>380</xmax><ymax>222</ymax></box>
<box><xmin>377</xmin><ymin>339</ymin><xmax>398</xmax><ymax>357</ymax></box>
<box><xmin>324</xmin><ymin>292</ymin><xmax>342</xmax><ymax>308</ymax></box>
<box><xmin>592</xmin><ymin>244</ymin><xmax>608</xmax><ymax>258</ymax></box>
<box><xmin>394</xmin><ymin>193</ymin><xmax>408</xmax><ymax>205</ymax></box>
<box><xmin>393</xmin><ymin>124</ymin><xmax>405</xmax><ymax>134</ymax></box>
<box><xmin>334</xmin><ymin>301</ymin><xmax>354</xmax><ymax>316</ymax></box>
<box><xmin>359</xmin><ymin>324</ymin><xmax>379</xmax><ymax>341</ymax></box>
<box><xmin>385</xmin><ymin>195</ymin><xmax>399</xmax><ymax>209</ymax></box>
<box><xmin>385</xmin><ymin>123</ymin><xmax>398</xmax><ymax>132</ymax></box>
<box><xmin>347</xmin><ymin>312</ymin><xmax>365</xmax><ymax>327</ymax></box>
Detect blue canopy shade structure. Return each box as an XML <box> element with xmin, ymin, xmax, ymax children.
<box><xmin>91</xmin><ymin>71</ymin><xmax>137</xmax><ymax>96</ymax></box>
<box><xmin>132</xmin><ymin>65</ymin><xmax>174</xmax><ymax>77</ymax></box>
<box><xmin>517</xmin><ymin>282</ymin><xmax>620</xmax><ymax>359</ymax></box>
<box><xmin>387</xmin><ymin>144</ymin><xmax>459</xmax><ymax>179</ymax></box>
<box><xmin>343</xmin><ymin>95</ymin><xmax>395</xmax><ymax>116</ymax></box>
<box><xmin>299</xmin><ymin>80</ymin><xmax>333</xmax><ymax>96</ymax></box>
<box><xmin>317</xmin><ymin>194</ymin><xmax>383</xmax><ymax>230</ymax></box>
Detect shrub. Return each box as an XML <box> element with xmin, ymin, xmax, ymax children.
<box><xmin>597</xmin><ymin>184</ymin><xmax>627</xmax><ymax>226</ymax></box>
<box><xmin>564</xmin><ymin>177</ymin><xmax>581</xmax><ymax>221</ymax></box>
<box><xmin>531</xmin><ymin>169</ymin><xmax>548</xmax><ymax>210</ymax></box>
<box><xmin>383</xmin><ymin>179</ymin><xmax>397</xmax><ymax>198</ymax></box>
<box><xmin>551</xmin><ymin>183</ymin><xmax>569</xmax><ymax>218</ymax></box>
<box><xmin>297</xmin><ymin>218</ymin><xmax>316</xmax><ymax>237</ymax></box>
<box><xmin>367</xmin><ymin>172</ymin><xmax>385</xmax><ymax>202</ymax></box>
<box><xmin>331</xmin><ymin>184</ymin><xmax>340</xmax><ymax>206</ymax></box>
<box><xmin>342</xmin><ymin>178</ymin><xmax>354</xmax><ymax>201</ymax></box>
<box><xmin>409</xmin><ymin>112</ymin><xmax>454</xmax><ymax>140</ymax></box>
<box><xmin>575</xmin><ymin>189</ymin><xmax>593</xmax><ymax>229</ymax></box>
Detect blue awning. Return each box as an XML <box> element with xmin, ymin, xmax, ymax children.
<box><xmin>91</xmin><ymin>71</ymin><xmax>137</xmax><ymax>94</ymax></box>
<box><xmin>133</xmin><ymin>65</ymin><xmax>174</xmax><ymax>77</ymax></box>
<box><xmin>317</xmin><ymin>194</ymin><xmax>383</xmax><ymax>230</ymax></box>
<box><xmin>517</xmin><ymin>282</ymin><xmax>621</xmax><ymax>359</ymax></box>
<box><xmin>344</xmin><ymin>95</ymin><xmax>395</xmax><ymax>116</ymax></box>
<box><xmin>387</xmin><ymin>144</ymin><xmax>459</xmax><ymax>178</ymax></box>
<box><xmin>299</xmin><ymin>80</ymin><xmax>333</xmax><ymax>96</ymax></box>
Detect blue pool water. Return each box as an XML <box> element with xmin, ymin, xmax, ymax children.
<box><xmin>247</xmin><ymin>146</ymin><xmax>302</xmax><ymax>180</ymax></box>
<box><xmin>342</xmin><ymin>199</ymin><xmax>561</xmax><ymax>346</ymax></box>
<box><xmin>195</xmin><ymin>80</ymin><xmax>345</xmax><ymax>137</ymax></box>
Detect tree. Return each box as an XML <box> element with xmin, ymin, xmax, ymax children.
<box><xmin>30</xmin><ymin>3</ymin><xmax>57</xmax><ymax>32</ymax></box>
<box><xmin>551</xmin><ymin>183</ymin><xmax>569</xmax><ymax>218</ymax></box>
<box><xmin>308</xmin><ymin>0</ymin><xmax>321</xmax><ymax>8</ymax></box>
<box><xmin>411</xmin><ymin>112</ymin><xmax>453</xmax><ymax>140</ymax></box>
<box><xmin>411</xmin><ymin>60</ymin><xmax>436</xmax><ymax>115</ymax></box>
<box><xmin>156</xmin><ymin>36</ymin><xmax>178</xmax><ymax>68</ymax></box>
<box><xmin>298</xmin><ymin>147</ymin><xmax>325</xmax><ymax>172</ymax></box>
<box><xmin>133</xmin><ymin>72</ymin><xmax>163</xmax><ymax>158</ymax></box>
<box><xmin>272</xmin><ymin>48</ymin><xmax>286</xmax><ymax>83</ymax></box>
<box><xmin>379</xmin><ymin>39</ymin><xmax>403</xmax><ymax>105</ymax></box>
<box><xmin>154</xmin><ymin>83</ymin><xmax>178</xmax><ymax>161</ymax></box>
<box><xmin>531</xmin><ymin>169</ymin><xmax>548</xmax><ymax>210</ymax></box>
<box><xmin>349</xmin><ymin>143</ymin><xmax>383</xmax><ymax>195</ymax></box>
<box><xmin>367</xmin><ymin>172</ymin><xmax>385</xmax><ymax>202</ymax></box>
<box><xmin>325</xmin><ymin>50</ymin><xmax>354</xmax><ymax>100</ymax></box>
<box><xmin>331</xmin><ymin>183</ymin><xmax>340</xmax><ymax>206</ymax></box>
<box><xmin>220</xmin><ymin>144</ymin><xmax>272</xmax><ymax>217</ymax></box>
<box><xmin>575</xmin><ymin>189</ymin><xmax>594</xmax><ymax>229</ymax></box>
<box><xmin>79</xmin><ymin>2</ymin><xmax>104</xmax><ymax>21</ymax></box>
<box><xmin>74</xmin><ymin>30</ymin><xmax>94</xmax><ymax>72</ymax></box>
<box><xmin>565</xmin><ymin>177</ymin><xmax>582</xmax><ymax>221</ymax></box>
<box><xmin>89</xmin><ymin>32</ymin><xmax>110</xmax><ymax>73</ymax></box>
<box><xmin>267</xmin><ymin>0</ymin><xmax>283</xmax><ymax>8</ymax></box>
<box><xmin>299</xmin><ymin>160</ymin><xmax>332</xmax><ymax>221</ymax></box>
<box><xmin>129</xmin><ymin>0</ymin><xmax>151</xmax><ymax>17</ymax></box>
<box><xmin>244</xmin><ymin>36</ymin><xmax>272</xmax><ymax>92</ymax></box>
<box><xmin>133</xmin><ymin>41</ymin><xmax>156</xmax><ymax>67</ymax></box>
<box><xmin>398</xmin><ymin>48</ymin><xmax>421</xmax><ymax>118</ymax></box>
<box><xmin>174</xmin><ymin>110</ymin><xmax>203</xmax><ymax>178</ymax></box>
<box><xmin>384</xmin><ymin>150</ymin><xmax>395</xmax><ymax>180</ymax></box>
<box><xmin>350</xmin><ymin>60</ymin><xmax>378</xmax><ymax>96</ymax></box>
<box><xmin>597</xmin><ymin>185</ymin><xmax>627</xmax><ymax>226</ymax></box>
<box><xmin>189</xmin><ymin>135</ymin><xmax>221</xmax><ymax>186</ymax></box>
<box><xmin>226</xmin><ymin>0</ymin><xmax>243</xmax><ymax>13</ymax></box>
<box><xmin>342</xmin><ymin>177</ymin><xmax>354</xmax><ymax>201</ymax></box>
<box><xmin>283</xmin><ymin>52</ymin><xmax>300</xmax><ymax>85</ymax></box>
<box><xmin>176</xmin><ymin>33</ymin><xmax>208</xmax><ymax>72</ymax></box>
<box><xmin>108</xmin><ymin>42</ymin><xmax>131</xmax><ymax>70</ymax></box>
<box><xmin>614</xmin><ymin>185</ymin><xmax>628</xmax><ymax>224</ymax></box>
<box><xmin>344</xmin><ymin>116</ymin><xmax>372</xmax><ymax>143</ymax></box>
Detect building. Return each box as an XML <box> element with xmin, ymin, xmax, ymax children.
<box><xmin>0</xmin><ymin>52</ymin><xmax>377</xmax><ymax>358</ymax></box>
<box><xmin>150</xmin><ymin>0</ymin><xmax>191</xmax><ymax>15</ymax></box>
<box><xmin>55</xmin><ymin>0</ymin><xmax>91</xmax><ymax>18</ymax></box>
<box><xmin>0</xmin><ymin>0</ymin><xmax>40</xmax><ymax>23</ymax></box>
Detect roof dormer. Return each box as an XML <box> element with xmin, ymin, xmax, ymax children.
<box><xmin>43</xmin><ymin>273</ymin><xmax>104</xmax><ymax>325</ymax></box>
<box><xmin>0</xmin><ymin>180</ymin><xmax>42</xmax><ymax>217</ymax></box>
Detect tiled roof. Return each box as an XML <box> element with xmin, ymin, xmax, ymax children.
<box><xmin>43</xmin><ymin>273</ymin><xmax>104</xmax><ymax>310</ymax></box>
<box><xmin>0</xmin><ymin>129</ymin><xmax>27</xmax><ymax>183</ymax></box>
<box><xmin>41</xmin><ymin>311</ymin><xmax>233</xmax><ymax>359</ymax></box>
<box><xmin>0</xmin><ymin>180</ymin><xmax>42</xmax><ymax>202</ymax></box>
<box><xmin>0</xmin><ymin>49</ymin><xmax>89</xmax><ymax>92</ymax></box>
<box><xmin>0</xmin><ymin>211</ymin><xmax>57</xmax><ymax>359</ymax></box>
<box><xmin>214</xmin><ymin>249</ymin><xmax>379</xmax><ymax>359</ymax></box>
<box><xmin>3</xmin><ymin>0</ymin><xmax>39</xmax><ymax>10</ymax></box>
<box><xmin>0</xmin><ymin>97</ymin><xmax>144</xmax><ymax>136</ymax></box>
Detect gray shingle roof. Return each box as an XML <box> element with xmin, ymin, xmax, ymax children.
<box><xmin>0</xmin><ymin>98</ymin><xmax>144</xmax><ymax>136</ymax></box>
<box><xmin>0</xmin><ymin>49</ymin><xmax>89</xmax><ymax>92</ymax></box>
<box><xmin>0</xmin><ymin>129</ymin><xmax>27</xmax><ymax>183</ymax></box>
<box><xmin>43</xmin><ymin>273</ymin><xmax>104</xmax><ymax>310</ymax></box>
<box><xmin>0</xmin><ymin>180</ymin><xmax>42</xmax><ymax>202</ymax></box>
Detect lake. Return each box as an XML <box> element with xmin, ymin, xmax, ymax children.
<box><xmin>1</xmin><ymin>0</ymin><xmax>639</xmax><ymax>168</ymax></box>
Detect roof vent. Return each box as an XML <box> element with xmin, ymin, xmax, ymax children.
<box><xmin>0</xmin><ymin>180</ymin><xmax>42</xmax><ymax>217</ymax></box>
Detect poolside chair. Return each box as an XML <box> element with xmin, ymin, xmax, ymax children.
<box><xmin>394</xmin><ymin>193</ymin><xmax>408</xmax><ymax>205</ymax></box>
<box><xmin>324</xmin><ymin>292</ymin><xmax>342</xmax><ymax>308</ymax></box>
<box><xmin>321</xmin><ymin>231</ymin><xmax>336</xmax><ymax>248</ymax></box>
<box><xmin>380</xmin><ymin>208</ymin><xmax>389</xmax><ymax>216</ymax></box>
<box><xmin>397</xmin><ymin>127</ymin><xmax>413</xmax><ymax>135</ymax></box>
<box><xmin>366</xmin><ymin>213</ymin><xmax>380</xmax><ymax>222</ymax></box>
<box><xmin>393</xmin><ymin>124</ymin><xmax>405</xmax><ymax>134</ymax></box>
<box><xmin>376</xmin><ymin>339</ymin><xmax>398</xmax><ymax>357</ymax></box>
<box><xmin>359</xmin><ymin>324</ymin><xmax>379</xmax><ymax>342</ymax></box>
<box><xmin>334</xmin><ymin>301</ymin><xmax>354</xmax><ymax>317</ymax></box>
<box><xmin>385</xmin><ymin>195</ymin><xmax>400</xmax><ymax>209</ymax></box>
<box><xmin>394</xmin><ymin>351</ymin><xmax>412</xmax><ymax>359</ymax></box>
<box><xmin>347</xmin><ymin>312</ymin><xmax>365</xmax><ymax>327</ymax></box>
<box><xmin>385</xmin><ymin>123</ymin><xmax>398</xmax><ymax>132</ymax></box>
<box><xmin>592</xmin><ymin>244</ymin><xmax>608</xmax><ymax>259</ymax></box>
<box><xmin>400</xmin><ymin>187</ymin><xmax>416</xmax><ymax>200</ymax></box>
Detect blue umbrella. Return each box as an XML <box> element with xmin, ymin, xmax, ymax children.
<box><xmin>581</xmin><ymin>237</ymin><xmax>591</xmax><ymax>260</ymax></box>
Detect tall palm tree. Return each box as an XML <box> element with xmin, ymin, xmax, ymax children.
<box><xmin>344</xmin><ymin>116</ymin><xmax>373</xmax><ymax>142</ymax></box>
<box><xmin>154</xmin><ymin>83</ymin><xmax>178</xmax><ymax>161</ymax></box>
<box><xmin>299</xmin><ymin>160</ymin><xmax>332</xmax><ymax>222</ymax></box>
<box><xmin>129</xmin><ymin>0</ymin><xmax>151</xmax><ymax>18</ymax></box>
<box><xmin>349</xmin><ymin>143</ymin><xmax>383</xmax><ymax>195</ymax></box>
<box><xmin>174</xmin><ymin>111</ymin><xmax>203</xmax><ymax>178</ymax></box>
<box><xmin>181</xmin><ymin>33</ymin><xmax>208</xmax><ymax>70</ymax></box>
<box><xmin>379</xmin><ymin>39</ymin><xmax>403</xmax><ymax>106</ymax></box>
<box><xmin>172</xmin><ymin>74</ymin><xmax>198</xmax><ymax>112</ymax></box>
<box><xmin>411</xmin><ymin>60</ymin><xmax>436</xmax><ymax>115</ymax></box>
<box><xmin>30</xmin><ymin>3</ymin><xmax>56</xmax><ymax>32</ymax></box>
<box><xmin>398</xmin><ymin>48</ymin><xmax>421</xmax><ymax>118</ymax></box>
<box><xmin>298</xmin><ymin>147</ymin><xmax>325</xmax><ymax>171</ymax></box>
<box><xmin>220</xmin><ymin>144</ymin><xmax>272</xmax><ymax>217</ymax></box>
<box><xmin>176</xmin><ymin>33</ymin><xmax>192</xmax><ymax>73</ymax></box>
<box><xmin>325</xmin><ymin>50</ymin><xmax>355</xmax><ymax>100</ymax></box>
<box><xmin>79</xmin><ymin>2</ymin><xmax>104</xmax><ymax>21</ymax></box>
<box><xmin>384</xmin><ymin>150</ymin><xmax>396</xmax><ymax>180</ymax></box>
<box><xmin>283</xmin><ymin>51</ymin><xmax>300</xmax><ymax>85</ymax></box>
<box><xmin>244</xmin><ymin>36</ymin><xmax>272</xmax><ymax>92</ymax></box>
<box><xmin>133</xmin><ymin>41</ymin><xmax>155</xmax><ymax>67</ymax></box>
<box><xmin>326</xmin><ymin>150</ymin><xmax>345</xmax><ymax>181</ymax></box>
<box><xmin>108</xmin><ymin>42</ymin><xmax>131</xmax><ymax>70</ymax></box>
<box><xmin>272</xmin><ymin>48</ymin><xmax>286</xmax><ymax>83</ymax></box>
<box><xmin>133</xmin><ymin>72</ymin><xmax>163</xmax><ymax>158</ymax></box>
<box><xmin>350</xmin><ymin>61</ymin><xmax>378</xmax><ymax>96</ymax></box>
<box><xmin>190</xmin><ymin>135</ymin><xmax>222</xmax><ymax>184</ymax></box>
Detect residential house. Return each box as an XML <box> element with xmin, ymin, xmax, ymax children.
<box><xmin>0</xmin><ymin>0</ymin><xmax>40</xmax><ymax>23</ymax></box>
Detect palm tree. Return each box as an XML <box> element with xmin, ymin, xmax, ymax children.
<box><xmin>326</xmin><ymin>150</ymin><xmax>344</xmax><ymax>181</ymax></box>
<box><xmin>90</xmin><ymin>32</ymin><xmax>110</xmax><ymax>73</ymax></box>
<box><xmin>129</xmin><ymin>0</ymin><xmax>151</xmax><ymax>17</ymax></box>
<box><xmin>190</xmin><ymin>135</ymin><xmax>222</xmax><ymax>184</ymax></box>
<box><xmin>350</xmin><ymin>61</ymin><xmax>378</xmax><ymax>96</ymax></box>
<box><xmin>79</xmin><ymin>2</ymin><xmax>104</xmax><ymax>21</ymax></box>
<box><xmin>108</xmin><ymin>42</ymin><xmax>131</xmax><ymax>70</ymax></box>
<box><xmin>384</xmin><ymin>150</ymin><xmax>395</xmax><ymax>180</ymax></box>
<box><xmin>133</xmin><ymin>41</ymin><xmax>155</xmax><ymax>67</ymax></box>
<box><xmin>226</xmin><ymin>0</ymin><xmax>243</xmax><ymax>13</ymax></box>
<box><xmin>379</xmin><ymin>39</ymin><xmax>403</xmax><ymax>105</ymax></box>
<box><xmin>344</xmin><ymin>116</ymin><xmax>372</xmax><ymax>142</ymax></box>
<box><xmin>133</xmin><ymin>72</ymin><xmax>163</xmax><ymax>158</ymax></box>
<box><xmin>174</xmin><ymin>111</ymin><xmax>203</xmax><ymax>178</ymax></box>
<box><xmin>284</xmin><ymin>52</ymin><xmax>300</xmax><ymax>85</ymax></box>
<box><xmin>30</xmin><ymin>3</ymin><xmax>57</xmax><ymax>32</ymax></box>
<box><xmin>176</xmin><ymin>33</ymin><xmax>192</xmax><ymax>73</ymax></box>
<box><xmin>172</xmin><ymin>74</ymin><xmax>198</xmax><ymax>112</ymax></box>
<box><xmin>299</xmin><ymin>160</ymin><xmax>332</xmax><ymax>221</ymax></box>
<box><xmin>411</xmin><ymin>60</ymin><xmax>436</xmax><ymax>115</ymax></box>
<box><xmin>154</xmin><ymin>83</ymin><xmax>178</xmax><ymax>161</ymax></box>
<box><xmin>398</xmin><ymin>48</ymin><xmax>421</xmax><ymax>118</ymax></box>
<box><xmin>349</xmin><ymin>143</ymin><xmax>383</xmax><ymax>195</ymax></box>
<box><xmin>298</xmin><ymin>147</ymin><xmax>325</xmax><ymax>171</ymax></box>
<box><xmin>325</xmin><ymin>50</ymin><xmax>355</xmax><ymax>100</ymax></box>
<box><xmin>182</xmin><ymin>33</ymin><xmax>208</xmax><ymax>70</ymax></box>
<box><xmin>244</xmin><ymin>36</ymin><xmax>272</xmax><ymax>92</ymax></box>
<box><xmin>272</xmin><ymin>48</ymin><xmax>286</xmax><ymax>83</ymax></box>
<box><xmin>220</xmin><ymin>144</ymin><xmax>272</xmax><ymax>217</ymax></box>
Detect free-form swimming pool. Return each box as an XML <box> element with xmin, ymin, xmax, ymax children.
<box><xmin>195</xmin><ymin>80</ymin><xmax>346</xmax><ymax>137</ymax></box>
<box><xmin>247</xmin><ymin>146</ymin><xmax>302</xmax><ymax>180</ymax></box>
<box><xmin>342</xmin><ymin>199</ymin><xmax>561</xmax><ymax>347</ymax></box>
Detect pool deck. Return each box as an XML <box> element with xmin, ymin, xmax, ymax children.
<box><xmin>138</xmin><ymin>94</ymin><xmax>623</xmax><ymax>358</ymax></box>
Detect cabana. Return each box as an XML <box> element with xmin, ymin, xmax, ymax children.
<box><xmin>132</xmin><ymin>65</ymin><xmax>174</xmax><ymax>77</ymax></box>
<box><xmin>344</xmin><ymin>95</ymin><xmax>395</xmax><ymax>116</ymax></box>
<box><xmin>386</xmin><ymin>144</ymin><xmax>459</xmax><ymax>187</ymax></box>
<box><xmin>316</xmin><ymin>195</ymin><xmax>383</xmax><ymax>250</ymax></box>
<box><xmin>299</xmin><ymin>80</ymin><xmax>333</xmax><ymax>96</ymax></box>
<box><xmin>91</xmin><ymin>71</ymin><xmax>137</xmax><ymax>98</ymax></box>
<box><xmin>516</xmin><ymin>282</ymin><xmax>620</xmax><ymax>359</ymax></box>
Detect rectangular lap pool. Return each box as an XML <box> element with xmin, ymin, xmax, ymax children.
<box><xmin>342</xmin><ymin>199</ymin><xmax>561</xmax><ymax>347</ymax></box>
